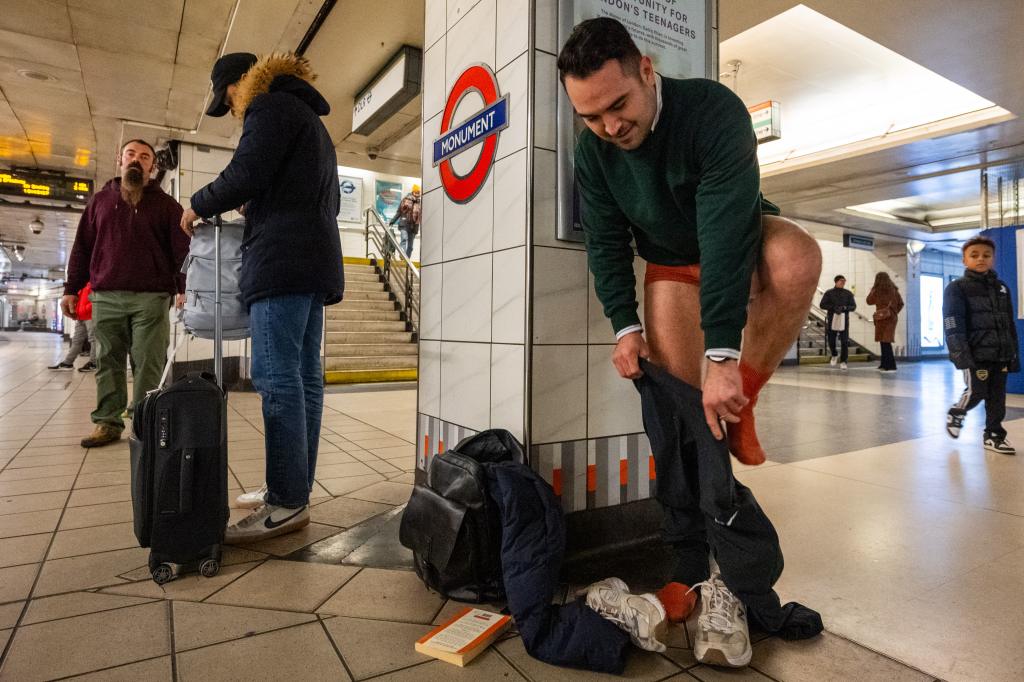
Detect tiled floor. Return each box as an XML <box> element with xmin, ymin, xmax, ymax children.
<box><xmin>1</xmin><ymin>332</ymin><xmax>1021</xmax><ymax>680</ymax></box>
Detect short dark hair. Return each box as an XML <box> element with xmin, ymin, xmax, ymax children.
<box><xmin>120</xmin><ymin>139</ymin><xmax>156</xmax><ymax>156</ymax></box>
<box><xmin>962</xmin><ymin>236</ymin><xmax>995</xmax><ymax>254</ymax></box>
<box><xmin>834</xmin><ymin>275</ymin><xmax>846</xmax><ymax>283</ymax></box>
<box><xmin>557</xmin><ymin>17</ymin><xmax>641</xmax><ymax>83</ymax></box>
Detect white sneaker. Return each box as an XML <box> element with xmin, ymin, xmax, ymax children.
<box><xmin>840</xmin><ymin>362</ymin><xmax>848</xmax><ymax>370</ymax></box>
<box><xmin>693</xmin><ymin>574</ymin><xmax>752</xmax><ymax>667</ymax></box>
<box><xmin>829</xmin><ymin>356</ymin><xmax>838</xmax><ymax>366</ymax></box>
<box><xmin>946</xmin><ymin>412</ymin><xmax>964</xmax><ymax>439</ymax></box>
<box><xmin>225</xmin><ymin>503</ymin><xmax>310</xmax><ymax>544</ymax></box>
<box><xmin>234</xmin><ymin>484</ymin><xmax>268</xmax><ymax>509</ymax></box>
<box><xmin>578</xmin><ymin>577</ymin><xmax>667</xmax><ymax>652</ymax></box>
<box><xmin>984</xmin><ymin>436</ymin><xmax>1016</xmax><ymax>455</ymax></box>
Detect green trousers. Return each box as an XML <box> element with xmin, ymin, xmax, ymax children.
<box><xmin>91</xmin><ymin>291</ymin><xmax>171</xmax><ymax>430</ymax></box>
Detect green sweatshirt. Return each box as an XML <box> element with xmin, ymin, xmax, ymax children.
<box><xmin>574</xmin><ymin>76</ymin><xmax>778</xmax><ymax>351</ymax></box>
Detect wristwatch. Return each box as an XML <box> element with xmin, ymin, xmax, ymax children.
<box><xmin>707</xmin><ymin>354</ymin><xmax>737</xmax><ymax>363</ymax></box>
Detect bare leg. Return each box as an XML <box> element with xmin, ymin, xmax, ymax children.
<box><xmin>742</xmin><ymin>216</ymin><xmax>822</xmax><ymax>373</ymax></box>
<box><xmin>645</xmin><ymin>280</ymin><xmax>703</xmax><ymax>387</ymax></box>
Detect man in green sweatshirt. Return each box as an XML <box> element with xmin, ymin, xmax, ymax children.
<box><xmin>558</xmin><ymin>17</ymin><xmax>822</xmax><ymax>667</ymax></box>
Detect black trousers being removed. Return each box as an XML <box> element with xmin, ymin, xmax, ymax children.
<box><xmin>634</xmin><ymin>360</ymin><xmax>822</xmax><ymax>639</ymax></box>
<box><xmin>949</xmin><ymin>363</ymin><xmax>1008</xmax><ymax>439</ymax></box>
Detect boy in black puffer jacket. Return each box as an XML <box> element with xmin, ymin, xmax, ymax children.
<box><xmin>943</xmin><ymin>236</ymin><xmax>1020</xmax><ymax>454</ymax></box>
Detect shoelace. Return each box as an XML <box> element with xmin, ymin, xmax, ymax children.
<box><xmin>688</xmin><ymin>578</ymin><xmax>741</xmax><ymax>634</ymax></box>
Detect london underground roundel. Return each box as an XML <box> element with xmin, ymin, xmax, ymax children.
<box><xmin>432</xmin><ymin>64</ymin><xmax>509</xmax><ymax>203</ymax></box>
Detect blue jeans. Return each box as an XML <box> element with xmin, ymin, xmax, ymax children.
<box><xmin>249</xmin><ymin>294</ymin><xmax>325</xmax><ymax>508</ymax></box>
<box><xmin>399</xmin><ymin>228</ymin><xmax>416</xmax><ymax>258</ymax></box>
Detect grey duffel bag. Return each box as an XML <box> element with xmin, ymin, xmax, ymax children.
<box><xmin>180</xmin><ymin>217</ymin><xmax>250</xmax><ymax>340</ymax></box>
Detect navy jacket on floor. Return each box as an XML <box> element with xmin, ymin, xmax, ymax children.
<box><xmin>486</xmin><ymin>461</ymin><xmax>631</xmax><ymax>673</ymax></box>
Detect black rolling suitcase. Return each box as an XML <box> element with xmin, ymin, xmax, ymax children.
<box><xmin>129</xmin><ymin>215</ymin><xmax>230</xmax><ymax>584</ymax></box>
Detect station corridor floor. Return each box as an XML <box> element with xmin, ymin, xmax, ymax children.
<box><xmin>2</xmin><ymin>331</ymin><xmax>1023</xmax><ymax>681</ymax></box>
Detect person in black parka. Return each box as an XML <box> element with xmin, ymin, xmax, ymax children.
<box><xmin>182</xmin><ymin>52</ymin><xmax>344</xmax><ymax>542</ymax></box>
<box><xmin>819</xmin><ymin>275</ymin><xmax>857</xmax><ymax>368</ymax></box>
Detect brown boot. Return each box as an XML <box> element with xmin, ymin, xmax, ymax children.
<box><xmin>81</xmin><ymin>424</ymin><xmax>122</xmax><ymax>448</ymax></box>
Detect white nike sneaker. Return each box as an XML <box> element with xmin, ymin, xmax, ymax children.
<box><xmin>225</xmin><ymin>503</ymin><xmax>310</xmax><ymax>544</ymax></box>
<box><xmin>234</xmin><ymin>484</ymin><xmax>268</xmax><ymax>509</ymax></box>
<box><xmin>984</xmin><ymin>435</ymin><xmax>1016</xmax><ymax>455</ymax></box>
<box><xmin>578</xmin><ymin>577</ymin><xmax>668</xmax><ymax>652</ymax></box>
<box><xmin>693</xmin><ymin>573</ymin><xmax>752</xmax><ymax>667</ymax></box>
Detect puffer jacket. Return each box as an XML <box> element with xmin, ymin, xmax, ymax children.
<box><xmin>190</xmin><ymin>53</ymin><xmax>343</xmax><ymax>307</ymax></box>
<box><xmin>943</xmin><ymin>268</ymin><xmax>1019</xmax><ymax>371</ymax></box>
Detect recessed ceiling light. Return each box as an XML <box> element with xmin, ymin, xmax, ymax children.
<box><xmin>17</xmin><ymin>69</ymin><xmax>58</xmax><ymax>83</ymax></box>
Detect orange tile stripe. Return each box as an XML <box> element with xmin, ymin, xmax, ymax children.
<box><xmin>586</xmin><ymin>464</ymin><xmax>596</xmax><ymax>492</ymax></box>
<box><xmin>649</xmin><ymin>455</ymin><xmax>656</xmax><ymax>480</ymax></box>
<box><xmin>552</xmin><ymin>469</ymin><xmax>563</xmax><ymax>496</ymax></box>
<box><xmin>423</xmin><ymin>435</ymin><xmax>430</xmax><ymax>459</ymax></box>
<box><xmin>620</xmin><ymin>459</ymin><xmax>628</xmax><ymax>486</ymax></box>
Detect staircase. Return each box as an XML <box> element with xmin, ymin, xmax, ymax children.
<box><xmin>798</xmin><ymin>315</ymin><xmax>873</xmax><ymax>364</ymax></box>
<box><xmin>324</xmin><ymin>258</ymin><xmax>418</xmax><ymax>384</ymax></box>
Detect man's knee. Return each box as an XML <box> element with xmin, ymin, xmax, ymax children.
<box><xmin>761</xmin><ymin>216</ymin><xmax>821</xmax><ymax>292</ymax></box>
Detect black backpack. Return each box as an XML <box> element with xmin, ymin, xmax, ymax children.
<box><xmin>399</xmin><ymin>429</ymin><xmax>526</xmax><ymax>602</ymax></box>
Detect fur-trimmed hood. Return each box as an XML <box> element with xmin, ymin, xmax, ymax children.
<box><xmin>231</xmin><ymin>52</ymin><xmax>329</xmax><ymax>118</ymax></box>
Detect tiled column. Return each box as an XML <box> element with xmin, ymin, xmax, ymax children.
<box><xmin>417</xmin><ymin>0</ymin><xmax>655</xmax><ymax>543</ymax></box>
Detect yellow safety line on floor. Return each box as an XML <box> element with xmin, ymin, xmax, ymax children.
<box><xmin>325</xmin><ymin>368</ymin><xmax>418</xmax><ymax>384</ymax></box>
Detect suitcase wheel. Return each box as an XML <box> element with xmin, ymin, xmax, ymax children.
<box><xmin>152</xmin><ymin>563</ymin><xmax>176</xmax><ymax>585</ymax></box>
<box><xmin>199</xmin><ymin>558</ymin><xmax>220</xmax><ymax>578</ymax></box>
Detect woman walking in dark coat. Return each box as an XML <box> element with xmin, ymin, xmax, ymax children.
<box><xmin>867</xmin><ymin>272</ymin><xmax>904</xmax><ymax>372</ymax></box>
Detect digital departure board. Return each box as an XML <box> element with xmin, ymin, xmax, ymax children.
<box><xmin>0</xmin><ymin>169</ymin><xmax>92</xmax><ymax>203</ymax></box>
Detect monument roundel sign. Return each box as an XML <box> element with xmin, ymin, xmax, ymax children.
<box><xmin>432</xmin><ymin>64</ymin><xmax>509</xmax><ymax>203</ymax></box>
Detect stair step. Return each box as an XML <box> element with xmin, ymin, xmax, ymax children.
<box><xmin>345</xmin><ymin>272</ymin><xmax>382</xmax><ymax>283</ymax></box>
<box><xmin>331</xmin><ymin>300</ymin><xmax>397</xmax><ymax>312</ymax></box>
<box><xmin>326</xmin><ymin>319</ymin><xmax>406</xmax><ymax>331</ymax></box>
<box><xmin>343</xmin><ymin>290</ymin><xmax>391</xmax><ymax>301</ymax></box>
<box><xmin>344</xmin><ymin>281</ymin><xmax>387</xmax><ymax>292</ymax></box>
<box><xmin>801</xmin><ymin>354</ymin><xmax>872</xmax><ymax>364</ymax></box>
<box><xmin>325</xmin><ymin>368</ymin><xmax>418</xmax><ymax>384</ymax></box>
<box><xmin>326</xmin><ymin>310</ymin><xmax>402</xmax><ymax>322</ymax></box>
<box><xmin>342</xmin><ymin>263</ymin><xmax>379</xmax><ymax>274</ymax></box>
<box><xmin>326</xmin><ymin>331</ymin><xmax>413</xmax><ymax>344</ymax></box>
<box><xmin>326</xmin><ymin>343</ymin><xmax>418</xmax><ymax>356</ymax></box>
<box><xmin>326</xmin><ymin>355</ymin><xmax>419</xmax><ymax>370</ymax></box>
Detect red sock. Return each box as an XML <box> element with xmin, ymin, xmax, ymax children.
<box><xmin>656</xmin><ymin>582</ymin><xmax>697</xmax><ymax>622</ymax></box>
<box><xmin>726</xmin><ymin>364</ymin><xmax>770</xmax><ymax>465</ymax></box>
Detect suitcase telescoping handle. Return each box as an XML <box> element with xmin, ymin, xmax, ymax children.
<box><xmin>179</xmin><ymin>448</ymin><xmax>195</xmax><ymax>514</ymax></box>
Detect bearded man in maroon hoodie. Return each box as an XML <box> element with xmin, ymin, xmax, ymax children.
<box><xmin>62</xmin><ymin>139</ymin><xmax>189</xmax><ymax>448</ymax></box>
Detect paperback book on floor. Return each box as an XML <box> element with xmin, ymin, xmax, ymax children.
<box><xmin>415</xmin><ymin>607</ymin><xmax>512</xmax><ymax>666</ymax></box>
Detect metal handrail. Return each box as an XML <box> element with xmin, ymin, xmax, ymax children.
<box><xmin>364</xmin><ymin>208</ymin><xmax>420</xmax><ymax>337</ymax></box>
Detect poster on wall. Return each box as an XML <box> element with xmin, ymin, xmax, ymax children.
<box><xmin>338</xmin><ymin>175</ymin><xmax>363</xmax><ymax>223</ymax></box>
<box><xmin>556</xmin><ymin>0</ymin><xmax>717</xmax><ymax>242</ymax></box>
<box><xmin>375</xmin><ymin>180</ymin><xmax>404</xmax><ymax>222</ymax></box>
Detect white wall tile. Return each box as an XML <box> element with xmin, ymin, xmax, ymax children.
<box><xmin>531</xmin><ymin>149</ymin><xmax>585</xmax><ymax>249</ymax></box>
<box><xmin>420</xmin><ymin>189</ymin><xmax>443</xmax><ymax>265</ymax></box>
<box><xmin>447</xmin><ymin>0</ymin><xmax>485</xmax><ymax>30</ymax></box>
<box><xmin>422</xmin><ymin>40</ymin><xmax>446</xmax><ymax>121</ymax></box>
<box><xmin>492</xmin><ymin>247</ymin><xmax>526</xmax><ymax>344</ymax></box>
<box><xmin>424</xmin><ymin>0</ymin><xmax>446</xmax><ymax>49</ymax></box>
<box><xmin>422</xmin><ymin>113</ymin><xmax>442</xmax><ymax>194</ymax></box>
<box><xmin>535</xmin><ymin>0</ymin><xmax>558</xmax><ymax>54</ymax></box>
<box><xmin>178</xmin><ymin>143</ymin><xmax>194</xmax><ymax>171</ymax></box>
<box><xmin>446</xmin><ymin>0</ymin><xmax>495</xmax><ymax>94</ymax></box>
<box><xmin>587</xmin><ymin>345</ymin><xmax>644</xmax><ymax>438</ymax></box>
<box><xmin>419</xmin><ymin>340</ymin><xmax>442</xmax><ymax>418</ymax></box>
<box><xmin>533</xmin><ymin>247</ymin><xmax>588</xmax><ymax>344</ymax></box>
<box><xmin>496</xmin><ymin>0</ymin><xmax>529</xmax><ymax>70</ymax></box>
<box><xmin>492</xmin><ymin>149</ymin><xmax>527</xmax><ymax>251</ymax></box>
<box><xmin>440</xmin><ymin>341</ymin><xmax>491</xmax><ymax>431</ymax></box>
<box><xmin>490</xmin><ymin>343</ymin><xmax>525</xmax><ymax>440</ymax></box>
<box><xmin>419</xmin><ymin>263</ymin><xmax>442</xmax><ymax>340</ymax></box>
<box><xmin>177</xmin><ymin>170</ymin><xmax>192</xmax><ymax>199</ymax></box>
<box><xmin>191</xmin><ymin>147</ymin><xmax>232</xmax><ymax>174</ymax></box>
<box><xmin>496</xmin><ymin>52</ymin><xmax>528</xmax><ymax>161</ymax></box>
<box><xmin>533</xmin><ymin>51</ymin><xmax>557</xmax><ymax>150</ymax></box>
<box><xmin>442</xmin><ymin>254</ymin><xmax>492</xmax><ymax>342</ymax></box>
<box><xmin>531</xmin><ymin>345</ymin><xmax>587</xmax><ymax>443</ymax></box>
<box><xmin>443</xmin><ymin>174</ymin><xmax>493</xmax><ymax>261</ymax></box>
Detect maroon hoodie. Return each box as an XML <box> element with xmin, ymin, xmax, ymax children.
<box><xmin>65</xmin><ymin>178</ymin><xmax>189</xmax><ymax>297</ymax></box>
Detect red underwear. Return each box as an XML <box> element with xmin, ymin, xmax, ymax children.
<box><xmin>644</xmin><ymin>263</ymin><xmax>701</xmax><ymax>287</ymax></box>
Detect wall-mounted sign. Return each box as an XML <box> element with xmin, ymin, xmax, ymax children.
<box><xmin>337</xmin><ymin>174</ymin><xmax>363</xmax><ymax>223</ymax></box>
<box><xmin>375</xmin><ymin>180</ymin><xmax>404</xmax><ymax>222</ymax></box>
<box><xmin>843</xmin><ymin>233</ymin><xmax>874</xmax><ymax>251</ymax></box>
<box><xmin>432</xmin><ymin>65</ymin><xmax>509</xmax><ymax>203</ymax></box>
<box><xmin>0</xmin><ymin>169</ymin><xmax>92</xmax><ymax>203</ymax></box>
<box><xmin>352</xmin><ymin>46</ymin><xmax>423</xmax><ymax>136</ymax></box>
<box><xmin>748</xmin><ymin>100</ymin><xmax>781</xmax><ymax>144</ymax></box>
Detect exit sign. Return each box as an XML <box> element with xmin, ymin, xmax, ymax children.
<box><xmin>748</xmin><ymin>101</ymin><xmax>781</xmax><ymax>144</ymax></box>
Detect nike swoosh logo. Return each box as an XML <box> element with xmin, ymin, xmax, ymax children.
<box><xmin>264</xmin><ymin>508</ymin><xmax>305</xmax><ymax>529</ymax></box>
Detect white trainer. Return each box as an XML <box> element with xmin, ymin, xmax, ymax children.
<box><xmin>840</xmin><ymin>362</ymin><xmax>848</xmax><ymax>370</ymax></box>
<box><xmin>225</xmin><ymin>503</ymin><xmax>309</xmax><ymax>544</ymax></box>
<box><xmin>984</xmin><ymin>436</ymin><xmax>1016</xmax><ymax>455</ymax></box>
<box><xmin>234</xmin><ymin>484</ymin><xmax>268</xmax><ymax>509</ymax></box>
<box><xmin>829</xmin><ymin>356</ymin><xmax>838</xmax><ymax>366</ymax></box>
<box><xmin>578</xmin><ymin>577</ymin><xmax>668</xmax><ymax>652</ymax></box>
<box><xmin>693</xmin><ymin>573</ymin><xmax>752</xmax><ymax>667</ymax></box>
